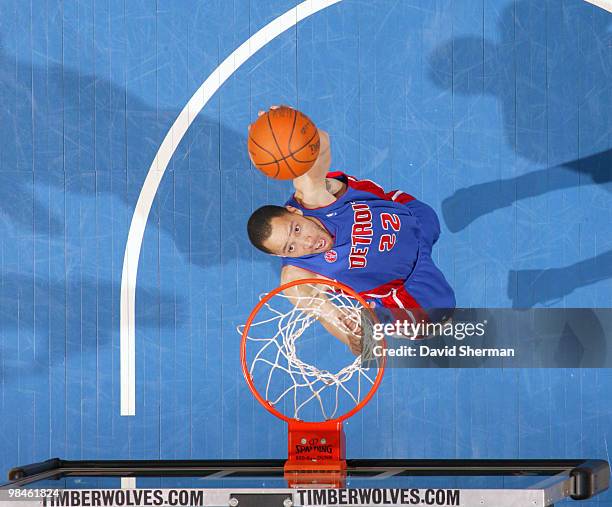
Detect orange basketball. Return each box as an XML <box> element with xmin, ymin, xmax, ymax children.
<box><xmin>247</xmin><ymin>106</ymin><xmax>320</xmax><ymax>180</ymax></box>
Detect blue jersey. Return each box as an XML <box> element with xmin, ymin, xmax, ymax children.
<box><xmin>282</xmin><ymin>172</ymin><xmax>455</xmax><ymax>317</ymax></box>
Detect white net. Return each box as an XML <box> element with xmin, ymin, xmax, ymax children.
<box><xmin>239</xmin><ymin>283</ymin><xmax>381</xmax><ymax>422</ymax></box>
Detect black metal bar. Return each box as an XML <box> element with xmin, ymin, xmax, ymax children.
<box><xmin>8</xmin><ymin>458</ymin><xmax>62</xmax><ymax>481</ymax></box>
<box><xmin>6</xmin><ymin>458</ymin><xmax>610</xmax><ymax>484</ymax></box>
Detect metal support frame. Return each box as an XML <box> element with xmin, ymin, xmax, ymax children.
<box><xmin>3</xmin><ymin>458</ymin><xmax>609</xmax><ymax>506</ymax></box>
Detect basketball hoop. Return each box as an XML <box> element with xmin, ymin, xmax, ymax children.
<box><xmin>239</xmin><ymin>278</ymin><xmax>385</xmax><ymax>487</ymax></box>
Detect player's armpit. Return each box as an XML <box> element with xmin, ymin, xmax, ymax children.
<box><xmin>324</xmin><ymin>177</ymin><xmax>344</xmax><ymax>196</ymax></box>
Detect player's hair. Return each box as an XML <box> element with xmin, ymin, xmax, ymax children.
<box><xmin>247</xmin><ymin>205</ymin><xmax>290</xmax><ymax>254</ymax></box>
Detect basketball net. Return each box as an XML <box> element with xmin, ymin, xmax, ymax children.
<box><xmin>239</xmin><ymin>278</ymin><xmax>384</xmax><ymax>487</ymax></box>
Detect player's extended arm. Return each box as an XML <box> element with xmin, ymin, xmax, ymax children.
<box><xmin>280</xmin><ymin>266</ymin><xmax>363</xmax><ymax>355</ymax></box>
<box><xmin>253</xmin><ymin>106</ymin><xmax>338</xmax><ymax>208</ymax></box>
<box><xmin>292</xmin><ymin>130</ymin><xmax>339</xmax><ymax>208</ymax></box>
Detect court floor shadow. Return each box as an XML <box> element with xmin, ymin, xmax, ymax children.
<box><xmin>0</xmin><ymin>41</ymin><xmax>279</xmax><ymax>380</ymax></box>
<box><xmin>442</xmin><ymin>149</ymin><xmax>612</xmax><ymax>233</ymax></box>
<box><xmin>507</xmin><ymin>249</ymin><xmax>612</xmax><ymax>307</ymax></box>
<box><xmin>427</xmin><ymin>0</ymin><xmax>612</xmax><ymax>306</ymax></box>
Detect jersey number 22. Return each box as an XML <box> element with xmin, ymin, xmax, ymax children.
<box><xmin>379</xmin><ymin>213</ymin><xmax>401</xmax><ymax>252</ymax></box>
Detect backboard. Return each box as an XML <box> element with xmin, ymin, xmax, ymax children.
<box><xmin>2</xmin><ymin>458</ymin><xmax>609</xmax><ymax>507</ymax></box>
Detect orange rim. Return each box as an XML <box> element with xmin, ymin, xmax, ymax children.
<box><xmin>240</xmin><ymin>277</ymin><xmax>385</xmax><ymax>423</ymax></box>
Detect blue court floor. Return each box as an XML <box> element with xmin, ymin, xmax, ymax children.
<box><xmin>0</xmin><ymin>0</ymin><xmax>611</xmax><ymax>501</ymax></box>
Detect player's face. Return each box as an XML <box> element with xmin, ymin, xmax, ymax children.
<box><xmin>264</xmin><ymin>209</ymin><xmax>333</xmax><ymax>258</ymax></box>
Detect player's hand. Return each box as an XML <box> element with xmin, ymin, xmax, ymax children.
<box><xmin>249</xmin><ymin>105</ymin><xmax>283</xmax><ymax>132</ymax></box>
<box><xmin>340</xmin><ymin>313</ymin><xmax>363</xmax><ymax>356</ymax></box>
<box><xmin>344</xmin><ymin>302</ymin><xmax>377</xmax><ymax>355</ymax></box>
<box><xmin>347</xmin><ymin>333</ymin><xmax>362</xmax><ymax>356</ymax></box>
<box><xmin>258</xmin><ymin>104</ymin><xmax>282</xmax><ymax>117</ymax></box>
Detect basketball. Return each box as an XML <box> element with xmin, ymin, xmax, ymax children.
<box><xmin>247</xmin><ymin>106</ymin><xmax>320</xmax><ymax>180</ymax></box>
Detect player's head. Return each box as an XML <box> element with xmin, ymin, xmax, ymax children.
<box><xmin>247</xmin><ymin>205</ymin><xmax>333</xmax><ymax>257</ymax></box>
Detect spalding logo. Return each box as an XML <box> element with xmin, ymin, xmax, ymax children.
<box><xmin>324</xmin><ymin>250</ymin><xmax>338</xmax><ymax>263</ymax></box>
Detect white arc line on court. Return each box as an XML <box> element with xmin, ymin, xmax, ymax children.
<box><xmin>584</xmin><ymin>0</ymin><xmax>612</xmax><ymax>13</ymax></box>
<box><xmin>120</xmin><ymin>0</ymin><xmax>342</xmax><ymax>416</ymax></box>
